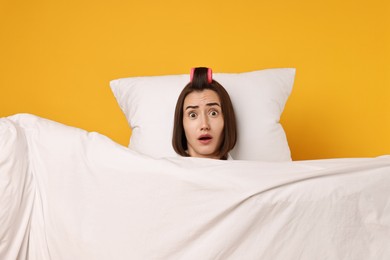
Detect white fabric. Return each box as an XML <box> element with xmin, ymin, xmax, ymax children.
<box><xmin>1</xmin><ymin>113</ymin><xmax>390</xmax><ymax>260</ymax></box>
<box><xmin>110</xmin><ymin>68</ymin><xmax>295</xmax><ymax>161</ymax></box>
<box><xmin>0</xmin><ymin>116</ymin><xmax>33</xmax><ymax>260</ymax></box>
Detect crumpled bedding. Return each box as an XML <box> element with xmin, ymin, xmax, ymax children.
<box><xmin>1</xmin><ymin>113</ymin><xmax>390</xmax><ymax>260</ymax></box>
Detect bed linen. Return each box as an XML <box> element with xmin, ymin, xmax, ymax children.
<box><xmin>1</xmin><ymin>113</ymin><xmax>390</xmax><ymax>260</ymax></box>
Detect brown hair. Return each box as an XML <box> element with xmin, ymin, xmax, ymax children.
<box><xmin>172</xmin><ymin>67</ymin><xmax>237</xmax><ymax>160</ymax></box>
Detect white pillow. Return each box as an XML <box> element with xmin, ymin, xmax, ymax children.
<box><xmin>110</xmin><ymin>68</ymin><xmax>295</xmax><ymax>161</ymax></box>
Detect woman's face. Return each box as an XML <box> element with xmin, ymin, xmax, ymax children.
<box><xmin>183</xmin><ymin>89</ymin><xmax>224</xmax><ymax>159</ymax></box>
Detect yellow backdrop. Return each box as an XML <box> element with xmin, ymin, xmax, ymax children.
<box><xmin>1</xmin><ymin>0</ymin><xmax>389</xmax><ymax>160</ymax></box>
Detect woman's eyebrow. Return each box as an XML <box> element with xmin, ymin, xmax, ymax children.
<box><xmin>185</xmin><ymin>105</ymin><xmax>199</xmax><ymax>110</ymax></box>
<box><xmin>206</xmin><ymin>102</ymin><xmax>221</xmax><ymax>107</ymax></box>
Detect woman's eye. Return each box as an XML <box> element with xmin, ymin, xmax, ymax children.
<box><xmin>209</xmin><ymin>110</ymin><xmax>219</xmax><ymax>117</ymax></box>
<box><xmin>189</xmin><ymin>112</ymin><xmax>197</xmax><ymax>118</ymax></box>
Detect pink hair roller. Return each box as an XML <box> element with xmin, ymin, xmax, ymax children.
<box><xmin>190</xmin><ymin>67</ymin><xmax>213</xmax><ymax>83</ymax></box>
<box><xmin>207</xmin><ymin>68</ymin><xmax>213</xmax><ymax>83</ymax></box>
<box><xmin>190</xmin><ymin>68</ymin><xmax>195</xmax><ymax>82</ymax></box>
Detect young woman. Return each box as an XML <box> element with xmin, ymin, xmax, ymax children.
<box><xmin>172</xmin><ymin>67</ymin><xmax>237</xmax><ymax>160</ymax></box>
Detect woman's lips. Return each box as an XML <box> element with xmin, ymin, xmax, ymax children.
<box><xmin>198</xmin><ymin>134</ymin><xmax>212</xmax><ymax>144</ymax></box>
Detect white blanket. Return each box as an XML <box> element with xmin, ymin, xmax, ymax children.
<box><xmin>1</xmin><ymin>114</ymin><xmax>390</xmax><ymax>260</ymax></box>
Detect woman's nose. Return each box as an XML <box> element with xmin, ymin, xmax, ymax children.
<box><xmin>200</xmin><ymin>115</ymin><xmax>210</xmax><ymax>130</ymax></box>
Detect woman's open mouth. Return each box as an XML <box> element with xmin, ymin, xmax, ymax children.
<box><xmin>198</xmin><ymin>135</ymin><xmax>212</xmax><ymax>144</ymax></box>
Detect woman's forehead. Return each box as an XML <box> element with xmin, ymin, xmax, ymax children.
<box><xmin>184</xmin><ymin>89</ymin><xmax>221</xmax><ymax>106</ymax></box>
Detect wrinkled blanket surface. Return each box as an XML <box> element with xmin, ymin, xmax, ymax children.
<box><xmin>1</xmin><ymin>114</ymin><xmax>390</xmax><ymax>260</ymax></box>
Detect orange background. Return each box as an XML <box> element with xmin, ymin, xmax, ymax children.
<box><xmin>1</xmin><ymin>0</ymin><xmax>389</xmax><ymax>160</ymax></box>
